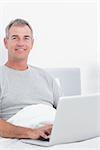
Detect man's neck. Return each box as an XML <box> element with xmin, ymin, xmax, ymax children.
<box><xmin>5</xmin><ymin>61</ymin><xmax>28</xmax><ymax>71</ymax></box>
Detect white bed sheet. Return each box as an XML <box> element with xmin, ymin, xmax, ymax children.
<box><xmin>0</xmin><ymin>137</ymin><xmax>100</xmax><ymax>150</ymax></box>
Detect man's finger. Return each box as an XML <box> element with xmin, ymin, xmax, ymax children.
<box><xmin>40</xmin><ymin>131</ymin><xmax>49</xmax><ymax>139</ymax></box>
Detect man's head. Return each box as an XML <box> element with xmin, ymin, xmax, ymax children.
<box><xmin>4</xmin><ymin>18</ymin><xmax>34</xmax><ymax>63</ymax></box>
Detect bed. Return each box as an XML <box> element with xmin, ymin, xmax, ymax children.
<box><xmin>0</xmin><ymin>68</ymin><xmax>99</xmax><ymax>150</ymax></box>
<box><xmin>0</xmin><ymin>137</ymin><xmax>100</xmax><ymax>150</ymax></box>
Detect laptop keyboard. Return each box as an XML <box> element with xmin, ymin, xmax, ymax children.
<box><xmin>40</xmin><ymin>135</ymin><xmax>50</xmax><ymax>141</ymax></box>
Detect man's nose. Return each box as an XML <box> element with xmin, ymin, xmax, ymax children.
<box><xmin>17</xmin><ymin>39</ymin><xmax>25</xmax><ymax>46</ymax></box>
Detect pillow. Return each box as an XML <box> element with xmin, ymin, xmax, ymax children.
<box><xmin>7</xmin><ymin>104</ymin><xmax>56</xmax><ymax>128</ymax></box>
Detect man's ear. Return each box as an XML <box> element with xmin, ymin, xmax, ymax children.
<box><xmin>31</xmin><ymin>38</ymin><xmax>34</xmax><ymax>49</ymax></box>
<box><xmin>4</xmin><ymin>38</ymin><xmax>8</xmax><ymax>49</ymax></box>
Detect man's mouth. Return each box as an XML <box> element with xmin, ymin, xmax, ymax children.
<box><xmin>15</xmin><ymin>48</ymin><xmax>26</xmax><ymax>54</ymax></box>
<box><xmin>16</xmin><ymin>48</ymin><xmax>25</xmax><ymax>51</ymax></box>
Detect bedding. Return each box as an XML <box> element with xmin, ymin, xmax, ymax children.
<box><xmin>7</xmin><ymin>104</ymin><xmax>56</xmax><ymax>128</ymax></box>
<box><xmin>0</xmin><ymin>136</ymin><xmax>99</xmax><ymax>150</ymax></box>
<box><xmin>0</xmin><ymin>104</ymin><xmax>99</xmax><ymax>150</ymax></box>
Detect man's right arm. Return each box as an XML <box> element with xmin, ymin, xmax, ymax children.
<box><xmin>0</xmin><ymin>119</ymin><xmax>52</xmax><ymax>140</ymax></box>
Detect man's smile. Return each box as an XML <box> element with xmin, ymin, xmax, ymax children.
<box><xmin>15</xmin><ymin>48</ymin><xmax>26</xmax><ymax>54</ymax></box>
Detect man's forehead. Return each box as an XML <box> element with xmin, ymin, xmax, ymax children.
<box><xmin>9</xmin><ymin>25</ymin><xmax>32</xmax><ymax>34</ymax></box>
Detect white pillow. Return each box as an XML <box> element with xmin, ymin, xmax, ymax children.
<box><xmin>7</xmin><ymin>104</ymin><xmax>56</xmax><ymax>128</ymax></box>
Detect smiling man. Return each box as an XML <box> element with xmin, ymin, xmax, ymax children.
<box><xmin>0</xmin><ymin>19</ymin><xmax>61</xmax><ymax>140</ymax></box>
<box><xmin>4</xmin><ymin>19</ymin><xmax>34</xmax><ymax>70</ymax></box>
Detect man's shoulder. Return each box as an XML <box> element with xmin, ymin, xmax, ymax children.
<box><xmin>29</xmin><ymin>65</ymin><xmax>45</xmax><ymax>72</ymax></box>
<box><xmin>29</xmin><ymin>65</ymin><xmax>53</xmax><ymax>81</ymax></box>
<box><xmin>0</xmin><ymin>65</ymin><xmax>5</xmax><ymax>83</ymax></box>
<box><xmin>0</xmin><ymin>65</ymin><xmax>4</xmax><ymax>73</ymax></box>
<box><xmin>0</xmin><ymin>65</ymin><xmax>3</xmax><ymax>68</ymax></box>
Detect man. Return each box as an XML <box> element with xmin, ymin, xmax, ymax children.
<box><xmin>0</xmin><ymin>19</ymin><xmax>61</xmax><ymax>140</ymax></box>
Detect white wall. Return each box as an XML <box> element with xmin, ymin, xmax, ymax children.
<box><xmin>97</xmin><ymin>0</ymin><xmax>100</xmax><ymax>93</ymax></box>
<box><xmin>0</xmin><ymin>0</ymin><xmax>99</xmax><ymax>95</ymax></box>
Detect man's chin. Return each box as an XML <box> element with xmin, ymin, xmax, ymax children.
<box><xmin>13</xmin><ymin>56</ymin><xmax>27</xmax><ymax>62</ymax></box>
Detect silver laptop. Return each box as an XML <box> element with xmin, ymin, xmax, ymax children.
<box><xmin>21</xmin><ymin>93</ymin><xmax>100</xmax><ymax>147</ymax></box>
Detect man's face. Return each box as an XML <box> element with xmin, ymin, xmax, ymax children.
<box><xmin>4</xmin><ymin>25</ymin><xmax>34</xmax><ymax>62</ymax></box>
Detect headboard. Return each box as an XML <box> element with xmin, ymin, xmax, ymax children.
<box><xmin>46</xmin><ymin>68</ymin><xmax>81</xmax><ymax>96</ymax></box>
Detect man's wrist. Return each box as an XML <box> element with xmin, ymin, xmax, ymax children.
<box><xmin>26</xmin><ymin>128</ymin><xmax>34</xmax><ymax>139</ymax></box>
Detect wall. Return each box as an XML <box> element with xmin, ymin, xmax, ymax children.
<box><xmin>97</xmin><ymin>0</ymin><xmax>100</xmax><ymax>93</ymax></box>
<box><xmin>0</xmin><ymin>0</ymin><xmax>99</xmax><ymax>94</ymax></box>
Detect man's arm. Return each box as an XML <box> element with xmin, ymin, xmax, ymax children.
<box><xmin>0</xmin><ymin>119</ymin><xmax>52</xmax><ymax>139</ymax></box>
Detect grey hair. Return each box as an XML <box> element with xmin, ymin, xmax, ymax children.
<box><xmin>5</xmin><ymin>18</ymin><xmax>33</xmax><ymax>38</ymax></box>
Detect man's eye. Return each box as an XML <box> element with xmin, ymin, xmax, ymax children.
<box><xmin>25</xmin><ymin>37</ymin><xmax>30</xmax><ymax>40</ymax></box>
<box><xmin>11</xmin><ymin>37</ymin><xmax>16</xmax><ymax>40</ymax></box>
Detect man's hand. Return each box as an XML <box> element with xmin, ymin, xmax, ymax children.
<box><xmin>28</xmin><ymin>124</ymin><xmax>53</xmax><ymax>140</ymax></box>
<box><xmin>0</xmin><ymin>119</ymin><xmax>53</xmax><ymax>140</ymax></box>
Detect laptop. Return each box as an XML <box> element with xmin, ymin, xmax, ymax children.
<box><xmin>21</xmin><ymin>93</ymin><xmax>100</xmax><ymax>147</ymax></box>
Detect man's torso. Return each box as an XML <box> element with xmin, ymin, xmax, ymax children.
<box><xmin>0</xmin><ymin>65</ymin><xmax>55</xmax><ymax>120</ymax></box>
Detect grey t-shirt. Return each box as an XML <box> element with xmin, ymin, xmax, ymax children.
<box><xmin>0</xmin><ymin>65</ymin><xmax>61</xmax><ymax>120</ymax></box>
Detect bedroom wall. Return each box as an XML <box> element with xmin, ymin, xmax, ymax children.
<box><xmin>0</xmin><ymin>0</ymin><xmax>99</xmax><ymax>95</ymax></box>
